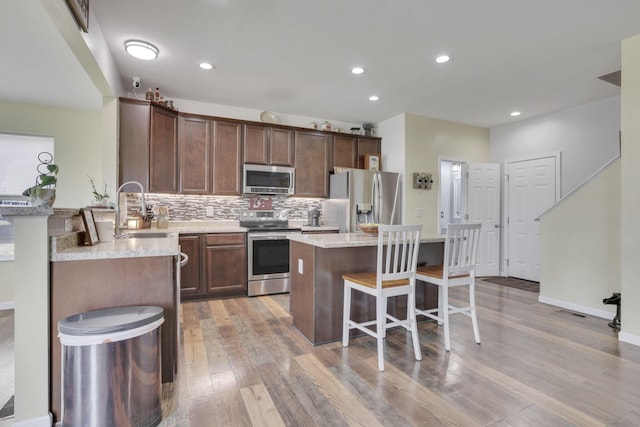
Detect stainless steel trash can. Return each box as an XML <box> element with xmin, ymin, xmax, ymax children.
<box><xmin>58</xmin><ymin>306</ymin><xmax>164</xmax><ymax>427</ymax></box>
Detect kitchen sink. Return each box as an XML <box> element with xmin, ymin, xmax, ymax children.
<box><xmin>123</xmin><ymin>232</ymin><xmax>171</xmax><ymax>239</ymax></box>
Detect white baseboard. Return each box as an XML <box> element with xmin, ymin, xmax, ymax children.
<box><xmin>618</xmin><ymin>332</ymin><xmax>640</xmax><ymax>347</ymax></box>
<box><xmin>538</xmin><ymin>295</ymin><xmax>615</xmax><ymax>320</ymax></box>
<box><xmin>13</xmin><ymin>413</ymin><xmax>52</xmax><ymax>427</ymax></box>
<box><xmin>0</xmin><ymin>301</ymin><xmax>15</xmax><ymax>310</ymax></box>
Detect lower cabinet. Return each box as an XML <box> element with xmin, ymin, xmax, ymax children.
<box><xmin>180</xmin><ymin>232</ymin><xmax>247</xmax><ymax>300</ymax></box>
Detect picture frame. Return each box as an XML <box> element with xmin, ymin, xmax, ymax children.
<box><xmin>364</xmin><ymin>154</ymin><xmax>381</xmax><ymax>171</ymax></box>
<box><xmin>66</xmin><ymin>0</ymin><xmax>89</xmax><ymax>32</ymax></box>
<box><xmin>80</xmin><ymin>208</ymin><xmax>99</xmax><ymax>246</ymax></box>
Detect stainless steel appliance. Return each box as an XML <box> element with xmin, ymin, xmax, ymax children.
<box><xmin>243</xmin><ymin>164</ymin><xmax>295</xmax><ymax>195</ymax></box>
<box><xmin>325</xmin><ymin>169</ymin><xmax>402</xmax><ymax>232</ymax></box>
<box><xmin>240</xmin><ymin>209</ymin><xmax>301</xmax><ymax>296</ymax></box>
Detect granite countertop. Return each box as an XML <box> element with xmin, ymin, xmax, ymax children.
<box><xmin>50</xmin><ymin>232</ymin><xmax>180</xmax><ymax>261</ymax></box>
<box><xmin>288</xmin><ymin>232</ymin><xmax>445</xmax><ymax>249</ymax></box>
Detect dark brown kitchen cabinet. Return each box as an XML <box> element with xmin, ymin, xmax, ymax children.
<box><xmin>179</xmin><ymin>115</ymin><xmax>211</xmax><ymax>194</ymax></box>
<box><xmin>179</xmin><ymin>234</ymin><xmax>203</xmax><ymax>298</ymax></box>
<box><xmin>212</xmin><ymin>120</ymin><xmax>243</xmax><ymax>195</ymax></box>
<box><xmin>357</xmin><ymin>136</ymin><xmax>381</xmax><ymax>169</ymax></box>
<box><xmin>118</xmin><ymin>98</ymin><xmax>178</xmax><ymax>193</ymax></box>
<box><xmin>332</xmin><ymin>135</ymin><xmax>358</xmax><ymax>171</ymax></box>
<box><xmin>204</xmin><ymin>233</ymin><xmax>247</xmax><ymax>297</ymax></box>
<box><xmin>294</xmin><ymin>130</ymin><xmax>331</xmax><ymax>197</ymax></box>
<box><xmin>243</xmin><ymin>124</ymin><xmax>294</xmax><ymax>166</ymax></box>
<box><xmin>180</xmin><ymin>232</ymin><xmax>247</xmax><ymax>300</ymax></box>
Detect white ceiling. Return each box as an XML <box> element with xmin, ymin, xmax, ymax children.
<box><xmin>4</xmin><ymin>1</ymin><xmax>640</xmax><ymax>128</ymax></box>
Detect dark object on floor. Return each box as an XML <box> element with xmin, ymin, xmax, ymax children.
<box><xmin>481</xmin><ymin>276</ymin><xmax>540</xmax><ymax>293</ymax></box>
<box><xmin>602</xmin><ymin>292</ymin><xmax>621</xmax><ymax>329</ymax></box>
<box><xmin>0</xmin><ymin>395</ymin><xmax>14</xmax><ymax>419</ymax></box>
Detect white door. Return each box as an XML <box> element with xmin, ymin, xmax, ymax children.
<box><xmin>507</xmin><ymin>155</ymin><xmax>558</xmax><ymax>281</ymax></box>
<box><xmin>464</xmin><ymin>163</ymin><xmax>501</xmax><ymax>276</ymax></box>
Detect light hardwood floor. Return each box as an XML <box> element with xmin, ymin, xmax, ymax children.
<box><xmin>158</xmin><ymin>280</ymin><xmax>640</xmax><ymax>427</ymax></box>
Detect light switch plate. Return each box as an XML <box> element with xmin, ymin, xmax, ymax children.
<box><xmin>298</xmin><ymin>259</ymin><xmax>304</xmax><ymax>274</ymax></box>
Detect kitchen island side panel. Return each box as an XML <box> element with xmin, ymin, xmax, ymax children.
<box><xmin>49</xmin><ymin>256</ymin><xmax>175</xmax><ymax>423</ymax></box>
<box><xmin>290</xmin><ymin>240</ymin><xmax>443</xmax><ymax>345</ymax></box>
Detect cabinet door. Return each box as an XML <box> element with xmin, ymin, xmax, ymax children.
<box><xmin>119</xmin><ymin>99</ymin><xmax>150</xmax><ymax>188</ymax></box>
<box><xmin>269</xmin><ymin>128</ymin><xmax>295</xmax><ymax>166</ymax></box>
<box><xmin>213</xmin><ymin>120</ymin><xmax>243</xmax><ymax>195</ymax></box>
<box><xmin>294</xmin><ymin>130</ymin><xmax>331</xmax><ymax>197</ymax></box>
<box><xmin>204</xmin><ymin>244</ymin><xmax>247</xmax><ymax>296</ymax></box>
<box><xmin>179</xmin><ymin>116</ymin><xmax>211</xmax><ymax>194</ymax></box>
<box><xmin>333</xmin><ymin>135</ymin><xmax>358</xmax><ymax>171</ymax></box>
<box><xmin>179</xmin><ymin>235</ymin><xmax>202</xmax><ymax>298</ymax></box>
<box><xmin>357</xmin><ymin>137</ymin><xmax>381</xmax><ymax>169</ymax></box>
<box><xmin>149</xmin><ymin>106</ymin><xmax>178</xmax><ymax>193</ymax></box>
<box><xmin>243</xmin><ymin>124</ymin><xmax>269</xmax><ymax>165</ymax></box>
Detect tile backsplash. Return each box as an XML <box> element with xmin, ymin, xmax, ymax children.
<box><xmin>144</xmin><ymin>194</ymin><xmax>324</xmax><ymax>222</ymax></box>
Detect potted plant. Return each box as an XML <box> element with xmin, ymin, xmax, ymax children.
<box><xmin>88</xmin><ymin>175</ymin><xmax>110</xmax><ymax>206</ymax></box>
<box><xmin>23</xmin><ymin>151</ymin><xmax>58</xmax><ymax>208</ymax></box>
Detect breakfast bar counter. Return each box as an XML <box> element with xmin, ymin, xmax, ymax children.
<box><xmin>288</xmin><ymin>232</ymin><xmax>445</xmax><ymax>345</ymax></box>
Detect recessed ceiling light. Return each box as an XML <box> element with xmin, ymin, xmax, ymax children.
<box><xmin>369</xmin><ymin>95</ymin><xmax>379</xmax><ymax>101</ymax></box>
<box><xmin>124</xmin><ymin>40</ymin><xmax>159</xmax><ymax>60</ymax></box>
<box><xmin>351</xmin><ymin>66</ymin><xmax>365</xmax><ymax>75</ymax></box>
<box><xmin>510</xmin><ymin>111</ymin><xmax>521</xmax><ymax>117</ymax></box>
<box><xmin>435</xmin><ymin>55</ymin><xmax>450</xmax><ymax>64</ymax></box>
<box><xmin>199</xmin><ymin>62</ymin><xmax>214</xmax><ymax>70</ymax></box>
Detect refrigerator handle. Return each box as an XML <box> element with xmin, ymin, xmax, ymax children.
<box><xmin>373</xmin><ymin>173</ymin><xmax>381</xmax><ymax>223</ymax></box>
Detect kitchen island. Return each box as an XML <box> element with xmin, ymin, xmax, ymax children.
<box><xmin>288</xmin><ymin>232</ymin><xmax>445</xmax><ymax>345</ymax></box>
<box><xmin>49</xmin><ymin>231</ymin><xmax>179</xmax><ymax>423</ymax></box>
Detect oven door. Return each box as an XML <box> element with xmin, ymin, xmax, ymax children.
<box><xmin>247</xmin><ymin>232</ymin><xmax>292</xmax><ymax>281</ymax></box>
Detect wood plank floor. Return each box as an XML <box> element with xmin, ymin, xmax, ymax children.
<box><xmin>158</xmin><ymin>280</ymin><xmax>640</xmax><ymax>427</ymax></box>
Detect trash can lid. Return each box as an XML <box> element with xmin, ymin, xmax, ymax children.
<box><xmin>58</xmin><ymin>305</ymin><xmax>164</xmax><ymax>336</ymax></box>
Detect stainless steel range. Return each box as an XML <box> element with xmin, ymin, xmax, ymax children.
<box><xmin>240</xmin><ymin>209</ymin><xmax>301</xmax><ymax>296</ymax></box>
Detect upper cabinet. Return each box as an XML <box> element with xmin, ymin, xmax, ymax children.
<box><xmin>294</xmin><ymin>130</ymin><xmax>331</xmax><ymax>198</ymax></box>
<box><xmin>243</xmin><ymin>124</ymin><xmax>294</xmax><ymax>166</ymax></box>
<box><xmin>119</xmin><ymin>98</ymin><xmax>178</xmax><ymax>192</ymax></box>
<box><xmin>357</xmin><ymin>137</ymin><xmax>381</xmax><ymax>169</ymax></box>
<box><xmin>332</xmin><ymin>135</ymin><xmax>358</xmax><ymax>171</ymax></box>
<box><xmin>212</xmin><ymin>120</ymin><xmax>243</xmax><ymax>195</ymax></box>
<box><xmin>179</xmin><ymin>114</ymin><xmax>211</xmax><ymax>194</ymax></box>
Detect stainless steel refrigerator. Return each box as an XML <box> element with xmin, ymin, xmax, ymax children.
<box><xmin>323</xmin><ymin>169</ymin><xmax>402</xmax><ymax>233</ymax></box>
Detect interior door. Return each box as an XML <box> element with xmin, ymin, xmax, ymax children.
<box><xmin>464</xmin><ymin>163</ymin><xmax>501</xmax><ymax>276</ymax></box>
<box><xmin>507</xmin><ymin>155</ymin><xmax>558</xmax><ymax>281</ymax></box>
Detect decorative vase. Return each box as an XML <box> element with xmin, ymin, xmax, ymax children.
<box><xmin>30</xmin><ymin>188</ymin><xmax>56</xmax><ymax>208</ymax></box>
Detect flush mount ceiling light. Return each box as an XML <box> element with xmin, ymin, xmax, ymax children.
<box><xmin>351</xmin><ymin>66</ymin><xmax>365</xmax><ymax>75</ymax></box>
<box><xmin>510</xmin><ymin>111</ymin><xmax>521</xmax><ymax>117</ymax></box>
<box><xmin>124</xmin><ymin>40</ymin><xmax>159</xmax><ymax>60</ymax></box>
<box><xmin>369</xmin><ymin>95</ymin><xmax>379</xmax><ymax>101</ymax></box>
<box><xmin>199</xmin><ymin>62</ymin><xmax>214</xmax><ymax>70</ymax></box>
<box><xmin>435</xmin><ymin>55</ymin><xmax>450</xmax><ymax>64</ymax></box>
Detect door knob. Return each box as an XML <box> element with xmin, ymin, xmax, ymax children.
<box><xmin>494</xmin><ymin>224</ymin><xmax>501</xmax><ymax>228</ymax></box>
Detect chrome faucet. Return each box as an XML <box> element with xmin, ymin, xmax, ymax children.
<box><xmin>115</xmin><ymin>181</ymin><xmax>147</xmax><ymax>238</ymax></box>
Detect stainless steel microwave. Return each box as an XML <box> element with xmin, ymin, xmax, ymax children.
<box><xmin>243</xmin><ymin>164</ymin><xmax>295</xmax><ymax>195</ymax></box>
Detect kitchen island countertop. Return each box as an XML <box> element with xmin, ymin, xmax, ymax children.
<box><xmin>288</xmin><ymin>232</ymin><xmax>444</xmax><ymax>248</ymax></box>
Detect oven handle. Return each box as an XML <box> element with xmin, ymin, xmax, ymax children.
<box><xmin>248</xmin><ymin>233</ymin><xmax>299</xmax><ymax>241</ymax></box>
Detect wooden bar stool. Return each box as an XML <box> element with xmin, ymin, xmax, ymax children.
<box><xmin>342</xmin><ymin>224</ymin><xmax>422</xmax><ymax>371</ymax></box>
<box><xmin>415</xmin><ymin>223</ymin><xmax>482</xmax><ymax>351</ymax></box>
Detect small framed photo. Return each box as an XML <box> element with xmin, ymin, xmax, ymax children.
<box><xmin>80</xmin><ymin>208</ymin><xmax>99</xmax><ymax>246</ymax></box>
<box><xmin>66</xmin><ymin>0</ymin><xmax>89</xmax><ymax>32</ymax></box>
<box><xmin>364</xmin><ymin>154</ymin><xmax>381</xmax><ymax>171</ymax></box>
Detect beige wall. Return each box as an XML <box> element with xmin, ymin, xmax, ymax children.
<box><xmin>539</xmin><ymin>159</ymin><xmax>620</xmax><ymax>317</ymax></box>
<box><xmin>0</xmin><ymin>99</ymin><xmax>109</xmax><ymax>209</ymax></box>
<box><xmin>403</xmin><ymin>113</ymin><xmax>489</xmax><ymax>234</ymax></box>
<box><xmin>621</xmin><ymin>34</ymin><xmax>640</xmax><ymax>343</ymax></box>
